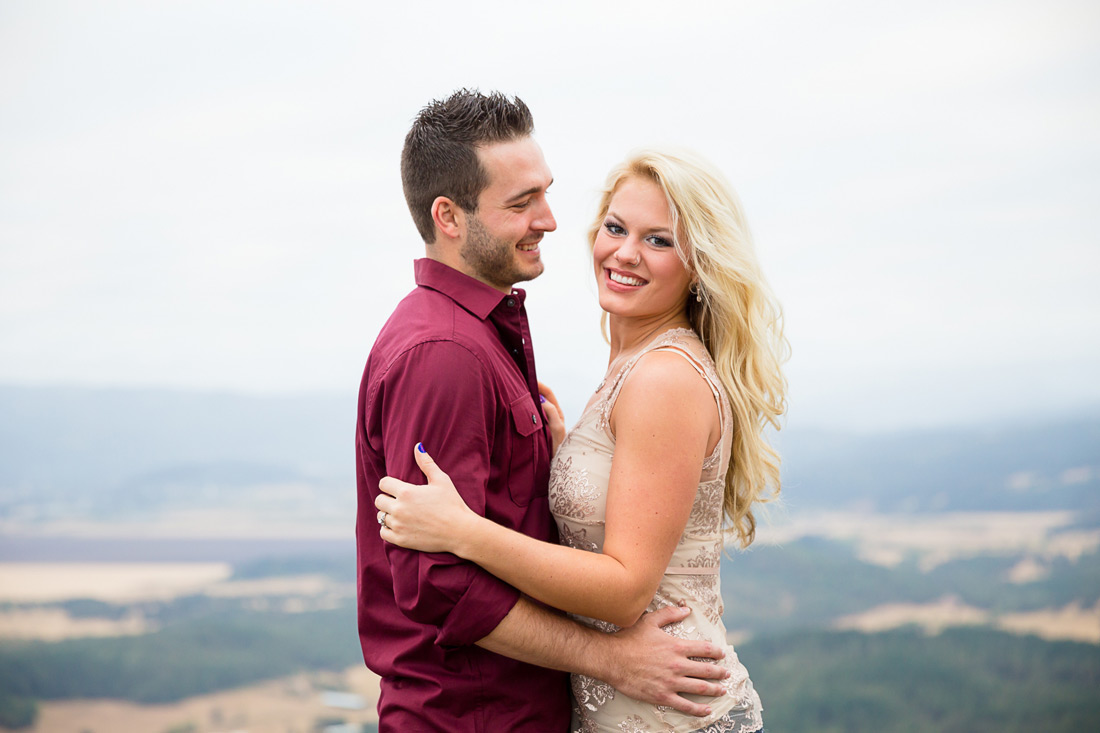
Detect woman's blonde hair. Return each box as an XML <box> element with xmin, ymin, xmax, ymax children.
<box><xmin>588</xmin><ymin>147</ymin><xmax>789</xmax><ymax>548</ymax></box>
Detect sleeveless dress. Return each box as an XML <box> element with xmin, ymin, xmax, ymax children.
<box><xmin>548</xmin><ymin>328</ymin><xmax>764</xmax><ymax>733</ymax></box>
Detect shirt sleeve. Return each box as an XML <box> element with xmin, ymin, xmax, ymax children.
<box><xmin>370</xmin><ymin>339</ymin><xmax>521</xmax><ymax>647</ymax></box>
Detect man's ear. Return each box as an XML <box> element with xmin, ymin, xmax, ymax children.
<box><xmin>431</xmin><ymin>196</ymin><xmax>464</xmax><ymax>241</ymax></box>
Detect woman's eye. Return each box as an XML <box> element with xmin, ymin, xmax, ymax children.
<box><xmin>604</xmin><ymin>222</ymin><xmax>625</xmax><ymax>235</ymax></box>
<box><xmin>647</xmin><ymin>235</ymin><xmax>673</xmax><ymax>248</ymax></box>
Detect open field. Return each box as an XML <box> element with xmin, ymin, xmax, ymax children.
<box><xmin>0</xmin><ymin>607</ymin><xmax>151</xmax><ymax>641</ymax></box>
<box><xmin>760</xmin><ymin>510</ymin><xmax>1100</xmax><ymax>570</ymax></box>
<box><xmin>0</xmin><ymin>562</ymin><xmax>231</xmax><ymax>603</ymax></box>
<box><xmin>998</xmin><ymin>602</ymin><xmax>1100</xmax><ymax>644</ymax></box>
<box><xmin>834</xmin><ymin>597</ymin><xmax>1100</xmax><ymax>643</ymax></box>
<box><xmin>0</xmin><ymin>566</ymin><xmax>355</xmax><ymax>641</ymax></box>
<box><xmin>28</xmin><ymin>665</ymin><xmax>380</xmax><ymax>733</ymax></box>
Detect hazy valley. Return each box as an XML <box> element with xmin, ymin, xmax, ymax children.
<box><xmin>0</xmin><ymin>385</ymin><xmax>1097</xmax><ymax>732</ymax></box>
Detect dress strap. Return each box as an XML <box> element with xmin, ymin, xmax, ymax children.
<box><xmin>598</xmin><ymin>328</ymin><xmax>723</xmax><ymax>439</ymax></box>
<box><xmin>648</xmin><ymin>344</ymin><xmax>726</xmax><ymax>438</ymax></box>
<box><xmin>664</xmin><ymin>566</ymin><xmax>720</xmax><ymax>575</ymax></box>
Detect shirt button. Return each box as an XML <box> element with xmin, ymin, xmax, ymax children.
<box><xmin>506</xmin><ymin>297</ymin><xmax>516</xmax><ymax>307</ymax></box>
<box><xmin>531</xmin><ymin>414</ymin><xmax>538</xmax><ymax>424</ymax></box>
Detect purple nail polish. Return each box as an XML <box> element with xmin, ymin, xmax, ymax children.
<box><xmin>539</xmin><ymin>395</ymin><xmax>547</xmax><ymax>403</ymax></box>
<box><xmin>416</xmin><ymin>442</ymin><xmax>425</xmax><ymax>453</ymax></box>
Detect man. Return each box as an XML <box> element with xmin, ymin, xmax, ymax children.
<box><xmin>356</xmin><ymin>90</ymin><xmax>728</xmax><ymax>731</ymax></box>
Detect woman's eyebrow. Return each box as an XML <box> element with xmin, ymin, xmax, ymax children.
<box><xmin>605</xmin><ymin>209</ymin><xmax>673</xmax><ymax>236</ymax></box>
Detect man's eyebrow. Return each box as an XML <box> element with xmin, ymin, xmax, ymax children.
<box><xmin>505</xmin><ymin>179</ymin><xmax>554</xmax><ymax>204</ymax></box>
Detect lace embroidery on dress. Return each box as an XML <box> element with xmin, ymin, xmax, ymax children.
<box><xmin>594</xmin><ymin>360</ymin><xmax>630</xmax><ymax>434</ymax></box>
<box><xmin>690</xmin><ymin>479</ymin><xmax>725</xmax><ymax>534</ymax></box>
<box><xmin>559</xmin><ymin>523</ymin><xmax>600</xmax><ymax>553</ymax></box>
<box><xmin>692</xmin><ymin>711</ymin><xmax>761</xmax><ymax>733</ymax></box>
<box><xmin>617</xmin><ymin>715</ymin><xmax>651</xmax><ymax>733</ymax></box>
<box><xmin>683</xmin><ymin>574</ymin><xmax>723</xmax><ymax>624</ymax></box>
<box><xmin>573</xmin><ymin>707</ymin><xmax>601</xmax><ymax>733</ymax></box>
<box><xmin>686</xmin><ymin>542</ymin><xmax>721</xmax><ymax>569</ymax></box>
<box><xmin>550</xmin><ymin>455</ymin><xmax>601</xmax><ymax>520</ymax></box>
<box><xmin>573</xmin><ymin>673</ymin><xmax>617</xmax><ymax>715</ymax></box>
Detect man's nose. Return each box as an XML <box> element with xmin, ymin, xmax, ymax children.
<box><xmin>534</xmin><ymin>199</ymin><xmax>557</xmax><ymax>232</ymax></box>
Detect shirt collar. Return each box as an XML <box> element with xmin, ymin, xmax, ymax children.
<box><xmin>414</xmin><ymin>258</ymin><xmax>526</xmax><ymax>320</ymax></box>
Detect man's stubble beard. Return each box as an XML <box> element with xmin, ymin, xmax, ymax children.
<box><xmin>461</xmin><ymin>215</ymin><xmax>542</xmax><ymax>291</ymax></box>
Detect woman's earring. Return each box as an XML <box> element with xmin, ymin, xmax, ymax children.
<box><xmin>691</xmin><ymin>283</ymin><xmax>703</xmax><ymax>303</ymax></box>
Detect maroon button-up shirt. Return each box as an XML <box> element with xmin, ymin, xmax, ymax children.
<box><xmin>356</xmin><ymin>258</ymin><xmax>570</xmax><ymax>732</ymax></box>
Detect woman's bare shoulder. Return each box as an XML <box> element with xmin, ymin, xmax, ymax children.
<box><xmin>617</xmin><ymin>348</ymin><xmax>717</xmax><ymax>415</ymax></box>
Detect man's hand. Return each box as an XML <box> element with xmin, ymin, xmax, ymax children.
<box><xmin>601</xmin><ymin>605</ymin><xmax>729</xmax><ymax>717</ymax></box>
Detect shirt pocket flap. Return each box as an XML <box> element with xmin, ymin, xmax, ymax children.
<box><xmin>509</xmin><ymin>393</ymin><xmax>542</xmax><ymax>437</ymax></box>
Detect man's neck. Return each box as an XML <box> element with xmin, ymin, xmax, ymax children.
<box><xmin>424</xmin><ymin>249</ymin><xmax>514</xmax><ymax>294</ymax></box>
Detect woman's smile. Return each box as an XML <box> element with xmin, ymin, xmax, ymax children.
<box><xmin>605</xmin><ymin>268</ymin><xmax>648</xmax><ymax>288</ymax></box>
<box><xmin>593</xmin><ymin>176</ymin><xmax>692</xmax><ymax>320</ymax></box>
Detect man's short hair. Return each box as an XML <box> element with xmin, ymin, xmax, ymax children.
<box><xmin>401</xmin><ymin>89</ymin><xmax>534</xmax><ymax>243</ymax></box>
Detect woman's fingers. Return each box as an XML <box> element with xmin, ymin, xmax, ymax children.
<box><xmin>537</xmin><ymin>380</ymin><xmax>560</xmax><ymax>406</ymax></box>
<box><xmin>378</xmin><ymin>475</ymin><xmax>406</xmax><ymax>498</ymax></box>
<box><xmin>373</xmin><ymin>492</ymin><xmax>395</xmax><ymax>514</ymax></box>
<box><xmin>373</xmin><ymin>444</ymin><xmax>468</xmax><ymax>554</ymax></box>
<box><xmin>412</xmin><ymin>442</ymin><xmax>446</xmax><ymax>483</ymax></box>
<box><xmin>537</xmin><ymin>381</ymin><xmax>565</xmax><ymax>423</ymax></box>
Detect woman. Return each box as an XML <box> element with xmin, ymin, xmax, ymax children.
<box><xmin>376</xmin><ymin>147</ymin><xmax>787</xmax><ymax>733</ymax></box>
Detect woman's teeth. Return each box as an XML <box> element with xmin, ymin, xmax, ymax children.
<box><xmin>609</xmin><ymin>271</ymin><xmax>645</xmax><ymax>286</ymax></box>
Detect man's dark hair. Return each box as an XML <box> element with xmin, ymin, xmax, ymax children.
<box><xmin>401</xmin><ymin>89</ymin><xmax>534</xmax><ymax>243</ymax></box>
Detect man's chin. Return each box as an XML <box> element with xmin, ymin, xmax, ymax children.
<box><xmin>516</xmin><ymin>261</ymin><xmax>544</xmax><ymax>283</ymax></box>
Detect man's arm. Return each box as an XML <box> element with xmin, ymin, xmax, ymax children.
<box><xmin>372</xmin><ymin>341</ymin><xmax>521</xmax><ymax>645</ymax></box>
<box><xmin>477</xmin><ymin>597</ymin><xmax>729</xmax><ymax>718</ymax></box>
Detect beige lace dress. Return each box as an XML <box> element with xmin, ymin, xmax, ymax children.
<box><xmin>548</xmin><ymin>328</ymin><xmax>764</xmax><ymax>733</ymax></box>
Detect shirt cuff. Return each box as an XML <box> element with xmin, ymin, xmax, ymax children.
<box><xmin>435</xmin><ymin>569</ymin><xmax>521</xmax><ymax>648</ymax></box>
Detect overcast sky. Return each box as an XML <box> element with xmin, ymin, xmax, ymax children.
<box><xmin>1</xmin><ymin>0</ymin><xmax>1098</xmax><ymax>431</ymax></box>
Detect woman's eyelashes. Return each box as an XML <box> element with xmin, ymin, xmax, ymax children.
<box><xmin>603</xmin><ymin>219</ymin><xmax>673</xmax><ymax>248</ymax></box>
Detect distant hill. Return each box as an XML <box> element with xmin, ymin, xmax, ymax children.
<box><xmin>1</xmin><ymin>384</ymin><xmax>1097</xmax><ymax>516</ymax></box>
<box><xmin>777</xmin><ymin>416</ymin><xmax>1100</xmax><ymax>512</ymax></box>
<box><xmin>0</xmin><ymin>385</ymin><xmax>353</xmax><ymax>497</ymax></box>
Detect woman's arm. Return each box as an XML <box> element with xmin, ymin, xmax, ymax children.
<box><xmin>376</xmin><ymin>351</ymin><xmax>720</xmax><ymax>627</ymax></box>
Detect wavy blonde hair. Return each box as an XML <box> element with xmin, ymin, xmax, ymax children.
<box><xmin>588</xmin><ymin>147</ymin><xmax>789</xmax><ymax>548</ymax></box>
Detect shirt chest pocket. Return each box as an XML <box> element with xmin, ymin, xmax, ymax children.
<box><xmin>507</xmin><ymin>392</ymin><xmax>547</xmax><ymax>506</ymax></box>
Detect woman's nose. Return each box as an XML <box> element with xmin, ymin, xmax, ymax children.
<box><xmin>614</xmin><ymin>240</ymin><xmax>641</xmax><ymax>266</ymax></box>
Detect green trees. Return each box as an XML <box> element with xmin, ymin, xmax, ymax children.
<box><xmin>0</xmin><ymin>695</ymin><xmax>36</xmax><ymax>730</ymax></box>
<box><xmin>741</xmin><ymin>628</ymin><xmax>1100</xmax><ymax>732</ymax></box>
<box><xmin>0</xmin><ymin>608</ymin><xmax>359</xmax><ymax>705</ymax></box>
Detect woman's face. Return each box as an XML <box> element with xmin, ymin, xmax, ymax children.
<box><xmin>593</xmin><ymin>176</ymin><xmax>693</xmax><ymax>322</ymax></box>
